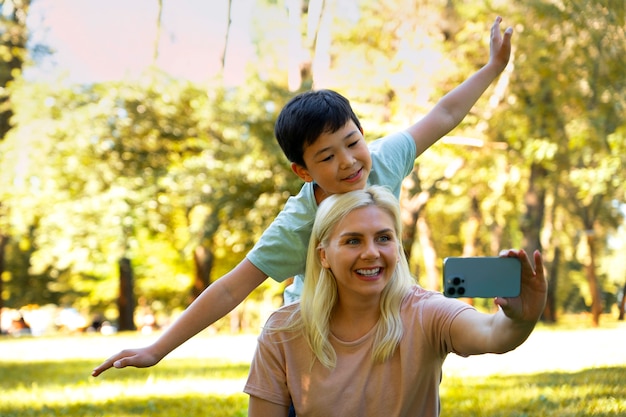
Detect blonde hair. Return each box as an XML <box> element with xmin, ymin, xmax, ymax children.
<box><xmin>269</xmin><ymin>186</ymin><xmax>415</xmax><ymax>369</ymax></box>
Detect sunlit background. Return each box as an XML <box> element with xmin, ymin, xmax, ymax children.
<box><xmin>0</xmin><ymin>0</ymin><xmax>624</xmax><ymax>345</ymax></box>
<box><xmin>26</xmin><ymin>0</ymin><xmax>254</xmax><ymax>84</ymax></box>
<box><xmin>0</xmin><ymin>1</ymin><xmax>624</xmax><ymax>416</ymax></box>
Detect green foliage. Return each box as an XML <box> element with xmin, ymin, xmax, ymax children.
<box><xmin>0</xmin><ymin>74</ymin><xmax>298</xmax><ymax>315</ymax></box>
<box><xmin>0</xmin><ymin>0</ymin><xmax>624</xmax><ymax>322</ymax></box>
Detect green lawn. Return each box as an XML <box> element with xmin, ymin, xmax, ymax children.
<box><xmin>1</xmin><ymin>316</ymin><xmax>625</xmax><ymax>416</ymax></box>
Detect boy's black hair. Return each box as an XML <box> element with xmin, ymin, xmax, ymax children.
<box><xmin>274</xmin><ymin>89</ymin><xmax>362</xmax><ymax>168</ymax></box>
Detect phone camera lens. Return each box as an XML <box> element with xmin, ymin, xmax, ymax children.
<box><xmin>447</xmin><ymin>287</ymin><xmax>456</xmax><ymax>296</ymax></box>
<box><xmin>452</xmin><ymin>277</ymin><xmax>462</xmax><ymax>286</ymax></box>
<box><xmin>457</xmin><ymin>287</ymin><xmax>465</xmax><ymax>295</ymax></box>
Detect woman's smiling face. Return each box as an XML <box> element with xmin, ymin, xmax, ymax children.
<box><xmin>319</xmin><ymin>205</ymin><xmax>398</xmax><ymax>300</ymax></box>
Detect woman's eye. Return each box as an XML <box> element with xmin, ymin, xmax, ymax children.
<box><xmin>346</xmin><ymin>238</ymin><xmax>359</xmax><ymax>245</ymax></box>
<box><xmin>377</xmin><ymin>235</ymin><xmax>392</xmax><ymax>243</ymax></box>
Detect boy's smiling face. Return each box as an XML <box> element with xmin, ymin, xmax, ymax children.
<box><xmin>292</xmin><ymin>121</ymin><xmax>372</xmax><ymax>203</ymax></box>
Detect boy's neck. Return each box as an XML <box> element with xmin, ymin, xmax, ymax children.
<box><xmin>314</xmin><ymin>183</ymin><xmax>331</xmax><ymax>205</ymax></box>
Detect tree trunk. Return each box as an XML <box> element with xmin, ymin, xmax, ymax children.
<box><xmin>522</xmin><ymin>163</ymin><xmax>550</xmax><ymax>319</ymax></box>
<box><xmin>0</xmin><ymin>0</ymin><xmax>29</xmax><ymax>135</ymax></box>
<box><xmin>458</xmin><ymin>192</ymin><xmax>482</xmax><ymax>306</ymax></box>
<box><xmin>309</xmin><ymin>0</ymin><xmax>332</xmax><ymax>89</ymax></box>
<box><xmin>401</xmin><ymin>200</ymin><xmax>420</xmax><ymax>267</ymax></box>
<box><xmin>618</xmin><ymin>277</ymin><xmax>626</xmax><ymax>321</ymax></box>
<box><xmin>400</xmin><ymin>171</ymin><xmax>424</xmax><ymax>269</ymax></box>
<box><xmin>462</xmin><ymin>192</ymin><xmax>480</xmax><ymax>258</ymax></box>
<box><xmin>416</xmin><ymin>215</ymin><xmax>439</xmax><ymax>291</ymax></box>
<box><xmin>542</xmin><ymin>246</ymin><xmax>559</xmax><ymax>323</ymax></box>
<box><xmin>117</xmin><ymin>257</ymin><xmax>136</xmax><ymax>331</ymax></box>
<box><xmin>0</xmin><ymin>1</ymin><xmax>29</xmax><ymax>334</ymax></box>
<box><xmin>192</xmin><ymin>245</ymin><xmax>214</xmax><ymax>300</ymax></box>
<box><xmin>489</xmin><ymin>222</ymin><xmax>503</xmax><ymax>256</ymax></box>
<box><xmin>0</xmin><ymin>234</ymin><xmax>7</xmax><ymax>334</ymax></box>
<box><xmin>286</xmin><ymin>0</ymin><xmax>305</xmax><ymax>91</ymax></box>
<box><xmin>522</xmin><ymin>164</ymin><xmax>546</xmax><ymax>253</ymax></box>
<box><xmin>400</xmin><ymin>164</ymin><xmax>463</xmax><ymax>288</ymax></box>
<box><xmin>221</xmin><ymin>0</ymin><xmax>233</xmax><ymax>72</ymax></box>
<box><xmin>152</xmin><ymin>0</ymin><xmax>163</xmax><ymax>66</ymax></box>
<box><xmin>584</xmin><ymin>231</ymin><xmax>602</xmax><ymax>327</ymax></box>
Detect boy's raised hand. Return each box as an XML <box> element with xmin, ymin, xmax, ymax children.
<box><xmin>495</xmin><ymin>249</ymin><xmax>547</xmax><ymax>324</ymax></box>
<box><xmin>489</xmin><ymin>16</ymin><xmax>513</xmax><ymax>71</ymax></box>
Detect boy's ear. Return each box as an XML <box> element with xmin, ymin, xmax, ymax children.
<box><xmin>291</xmin><ymin>162</ymin><xmax>314</xmax><ymax>182</ymax></box>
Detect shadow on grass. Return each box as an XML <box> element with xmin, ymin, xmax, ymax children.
<box><xmin>441</xmin><ymin>366</ymin><xmax>626</xmax><ymax>417</ymax></box>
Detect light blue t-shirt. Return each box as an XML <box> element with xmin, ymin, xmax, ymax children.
<box><xmin>246</xmin><ymin>130</ymin><xmax>416</xmax><ymax>303</ymax></box>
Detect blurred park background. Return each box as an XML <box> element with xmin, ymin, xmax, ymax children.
<box><xmin>0</xmin><ymin>0</ymin><xmax>625</xmax><ymax>416</ymax></box>
<box><xmin>0</xmin><ymin>0</ymin><xmax>624</xmax><ymax>339</ymax></box>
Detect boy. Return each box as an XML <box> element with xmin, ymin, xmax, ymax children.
<box><xmin>92</xmin><ymin>16</ymin><xmax>513</xmax><ymax>377</ymax></box>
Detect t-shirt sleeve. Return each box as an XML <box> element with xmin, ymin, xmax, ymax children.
<box><xmin>367</xmin><ymin>130</ymin><xmax>417</xmax><ymax>197</ymax></box>
<box><xmin>409</xmin><ymin>288</ymin><xmax>475</xmax><ymax>356</ymax></box>
<box><xmin>244</xmin><ymin>321</ymin><xmax>292</xmax><ymax>406</ymax></box>
<box><xmin>246</xmin><ymin>186</ymin><xmax>316</xmax><ymax>282</ymax></box>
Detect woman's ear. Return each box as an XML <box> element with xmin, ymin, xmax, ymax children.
<box><xmin>319</xmin><ymin>246</ymin><xmax>330</xmax><ymax>269</ymax></box>
<box><xmin>291</xmin><ymin>162</ymin><xmax>314</xmax><ymax>182</ymax></box>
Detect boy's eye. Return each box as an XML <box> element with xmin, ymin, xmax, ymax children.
<box><xmin>320</xmin><ymin>154</ymin><xmax>334</xmax><ymax>162</ymax></box>
<box><xmin>348</xmin><ymin>140</ymin><xmax>359</xmax><ymax>148</ymax></box>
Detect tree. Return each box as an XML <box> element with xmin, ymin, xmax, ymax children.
<box><xmin>220</xmin><ymin>0</ymin><xmax>233</xmax><ymax>72</ymax></box>
<box><xmin>507</xmin><ymin>1</ymin><xmax>624</xmax><ymax>325</ymax></box>
<box><xmin>0</xmin><ymin>0</ymin><xmax>30</xmax><ymax>333</ymax></box>
<box><xmin>617</xmin><ymin>282</ymin><xmax>626</xmax><ymax>321</ymax></box>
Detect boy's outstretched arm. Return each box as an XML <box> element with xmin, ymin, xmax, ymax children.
<box><xmin>407</xmin><ymin>16</ymin><xmax>513</xmax><ymax>156</ymax></box>
<box><xmin>449</xmin><ymin>249</ymin><xmax>547</xmax><ymax>355</ymax></box>
<box><xmin>91</xmin><ymin>259</ymin><xmax>267</xmax><ymax>377</ymax></box>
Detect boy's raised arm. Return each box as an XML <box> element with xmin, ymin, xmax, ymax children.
<box><xmin>92</xmin><ymin>259</ymin><xmax>267</xmax><ymax>377</ymax></box>
<box><xmin>407</xmin><ymin>16</ymin><xmax>513</xmax><ymax>157</ymax></box>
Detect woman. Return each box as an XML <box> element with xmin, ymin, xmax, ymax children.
<box><xmin>245</xmin><ymin>186</ymin><xmax>546</xmax><ymax>417</ymax></box>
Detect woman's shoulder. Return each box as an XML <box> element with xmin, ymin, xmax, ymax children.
<box><xmin>403</xmin><ymin>285</ymin><xmax>466</xmax><ymax>309</ymax></box>
<box><xmin>263</xmin><ymin>302</ymin><xmax>302</xmax><ymax>329</ymax></box>
<box><xmin>402</xmin><ymin>285</ymin><xmax>474</xmax><ymax>317</ymax></box>
<box><xmin>404</xmin><ymin>284</ymin><xmax>443</xmax><ymax>301</ymax></box>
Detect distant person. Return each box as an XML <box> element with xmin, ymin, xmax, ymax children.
<box><xmin>245</xmin><ymin>186</ymin><xmax>548</xmax><ymax>416</ymax></box>
<box><xmin>89</xmin><ymin>314</ymin><xmax>104</xmax><ymax>332</ymax></box>
<box><xmin>9</xmin><ymin>314</ymin><xmax>31</xmax><ymax>337</ymax></box>
<box><xmin>92</xmin><ymin>16</ymin><xmax>514</xmax><ymax>378</ymax></box>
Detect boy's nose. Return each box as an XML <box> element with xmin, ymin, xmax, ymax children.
<box><xmin>339</xmin><ymin>152</ymin><xmax>356</xmax><ymax>169</ymax></box>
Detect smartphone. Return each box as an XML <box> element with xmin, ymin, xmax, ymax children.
<box><xmin>442</xmin><ymin>257</ymin><xmax>521</xmax><ymax>298</ymax></box>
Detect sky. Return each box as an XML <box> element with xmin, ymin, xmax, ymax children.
<box><xmin>25</xmin><ymin>0</ymin><xmax>254</xmax><ymax>84</ymax></box>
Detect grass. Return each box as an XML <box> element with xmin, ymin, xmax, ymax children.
<box><xmin>1</xmin><ymin>315</ymin><xmax>625</xmax><ymax>416</ymax></box>
<box><xmin>441</xmin><ymin>368</ymin><xmax>626</xmax><ymax>417</ymax></box>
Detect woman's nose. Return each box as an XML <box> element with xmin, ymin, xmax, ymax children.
<box><xmin>361</xmin><ymin>241</ymin><xmax>380</xmax><ymax>259</ymax></box>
